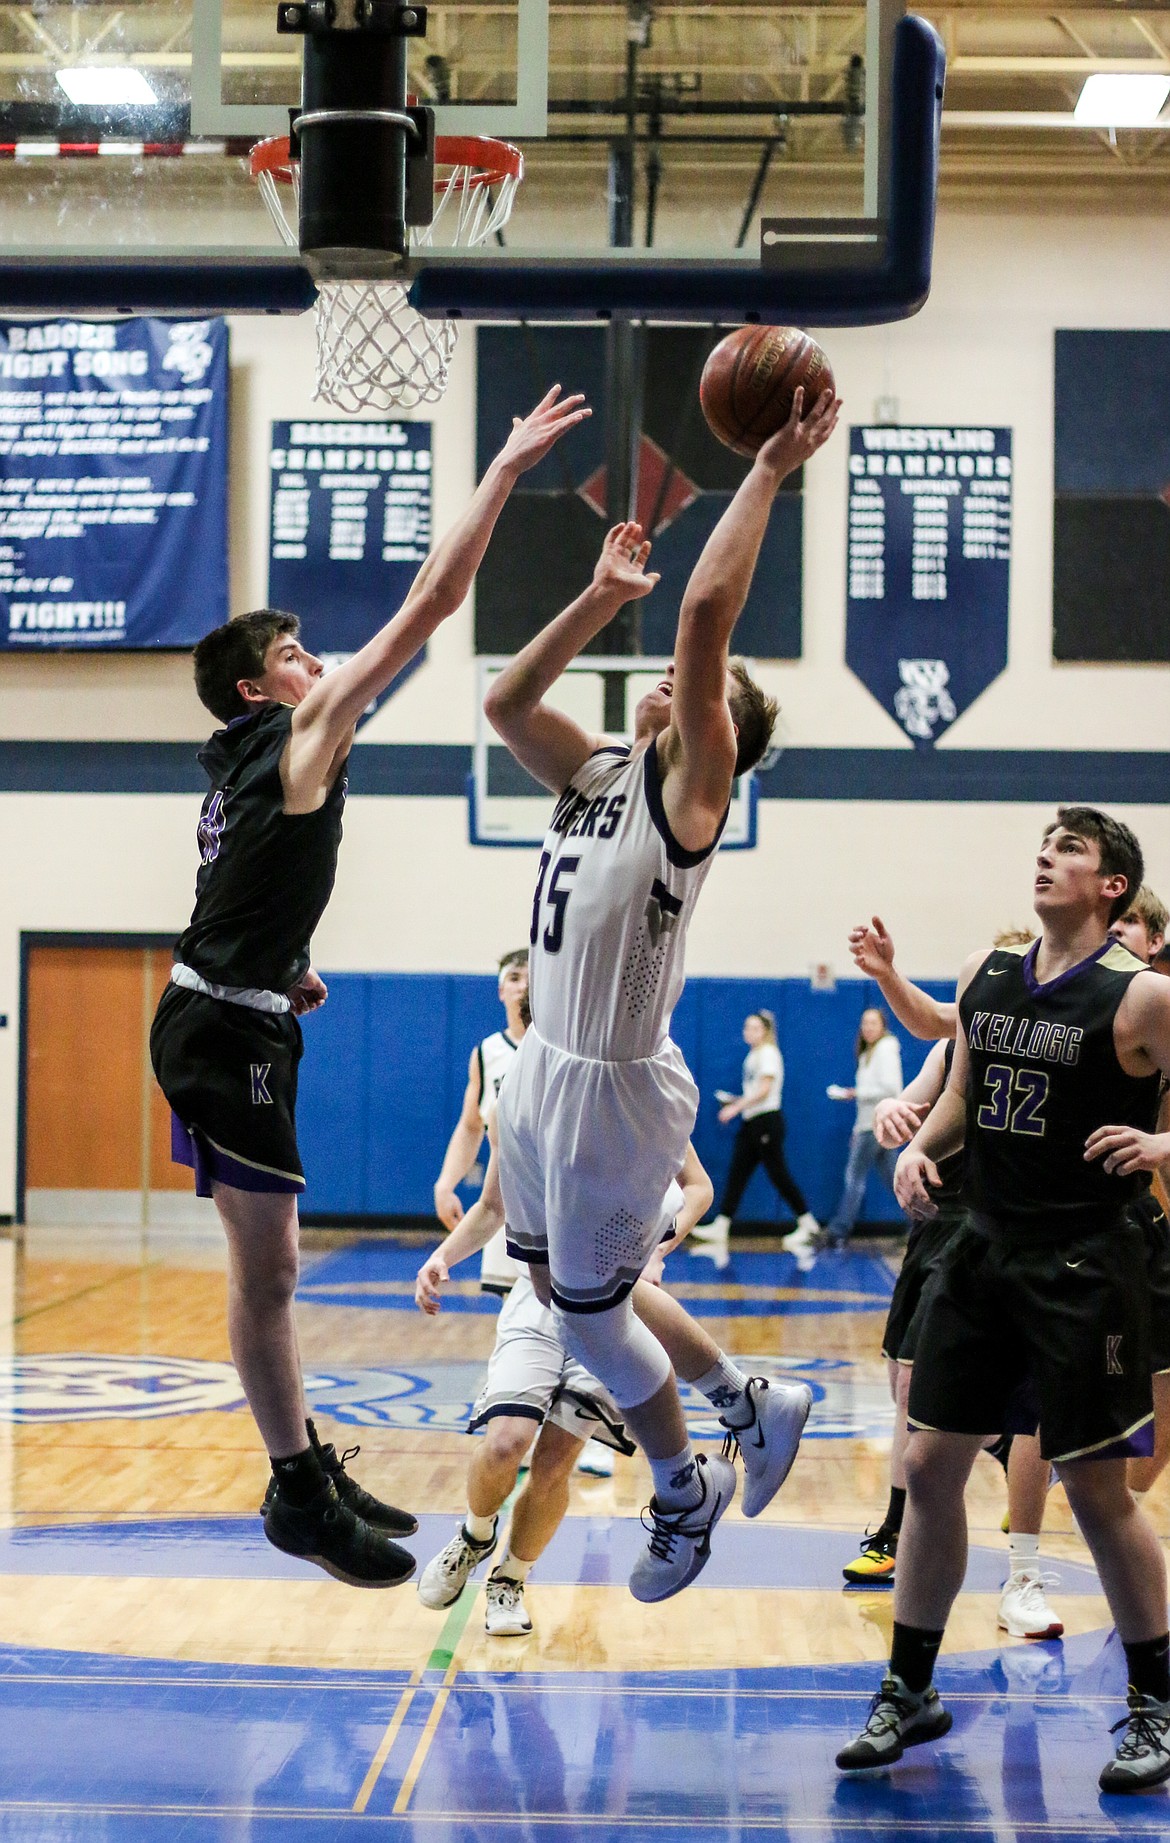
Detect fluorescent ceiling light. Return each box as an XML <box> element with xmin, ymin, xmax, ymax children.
<box><xmin>56</xmin><ymin>67</ymin><xmax>158</xmax><ymax>107</ymax></box>
<box><xmin>1074</xmin><ymin>73</ymin><xmax>1170</xmax><ymax>126</ymax></box>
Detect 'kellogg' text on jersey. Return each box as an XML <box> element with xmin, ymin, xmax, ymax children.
<box><xmin>527</xmin><ymin>741</ymin><xmax>726</xmax><ymax>1062</ymax></box>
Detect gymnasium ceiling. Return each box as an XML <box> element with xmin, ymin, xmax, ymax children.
<box><xmin>0</xmin><ymin>1</ymin><xmax>1167</xmax><ymax>203</ymax></box>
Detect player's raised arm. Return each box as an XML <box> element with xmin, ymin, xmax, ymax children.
<box><xmin>288</xmin><ymin>388</ymin><xmax>591</xmax><ymax>794</ymax></box>
<box><xmin>849</xmin><ymin>917</ymin><xmax>958</xmax><ymax>1041</ymax></box>
<box><xmin>483</xmin><ymin>520</ymin><xmax>660</xmax><ymax>792</ymax></box>
<box><xmin>664</xmin><ymin>387</ymin><xmax>840</xmax><ymax>829</ymax></box>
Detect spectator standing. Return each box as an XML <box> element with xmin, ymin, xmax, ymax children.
<box><xmin>824</xmin><ymin>1007</ymin><xmax>903</xmax><ymax>1247</ymax></box>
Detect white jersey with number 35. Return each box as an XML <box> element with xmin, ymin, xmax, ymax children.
<box><xmin>528</xmin><ymin>741</ymin><xmax>724</xmax><ymax>1063</ymax></box>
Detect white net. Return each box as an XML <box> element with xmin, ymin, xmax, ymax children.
<box><xmin>313</xmin><ymin>280</ymin><xmax>458</xmax><ymax>412</ymax></box>
<box><xmin>253</xmin><ymin>139</ymin><xmax>521</xmax><ymax>413</ymax></box>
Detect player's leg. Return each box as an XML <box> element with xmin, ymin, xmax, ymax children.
<box><xmin>1130</xmin><ymin>1370</ymin><xmax>1170</xmax><ymax>1494</ymax></box>
<box><xmin>998</xmin><ymin>1433</ymin><xmax>1062</xmax><ymax>1640</ymax></box>
<box><xmin>631</xmin><ymin>1276</ymin><xmax>811</xmax><ymax>1516</ymax></box>
<box><xmin>486</xmin><ymin>1420</ymin><xmax>585</xmax><ymax>1636</ymax></box>
<box><xmin>1061</xmin><ymin>1456</ymin><xmax>1170</xmax><ymax>1791</ymax></box>
<box><xmin>844</xmin><ymin>1358</ymin><xmax>908</xmax><ymax>1584</ymax></box>
<box><xmin>419</xmin><ymin>1412</ymin><xmax>533</xmax><ymax>1608</ymax></box>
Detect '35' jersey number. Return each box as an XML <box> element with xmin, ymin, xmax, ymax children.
<box><xmin>530</xmin><ymin>853</ymin><xmax>580</xmax><ymax>955</ymax></box>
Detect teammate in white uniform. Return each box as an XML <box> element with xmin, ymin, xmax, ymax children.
<box><xmin>484</xmin><ymin>384</ymin><xmax>840</xmax><ymax>1599</ymax></box>
<box><xmin>433</xmin><ymin>948</ymin><xmax>529</xmax><ymax>1293</ymax></box>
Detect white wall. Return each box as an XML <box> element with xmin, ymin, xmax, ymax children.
<box><xmin>0</xmin><ymin>199</ymin><xmax>1168</xmax><ymax>1212</ymax></box>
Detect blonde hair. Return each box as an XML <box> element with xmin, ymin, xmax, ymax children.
<box><xmin>992</xmin><ymin>926</ymin><xmax>1036</xmax><ymax>950</ymax></box>
<box><xmin>1123</xmin><ymin>885</ymin><xmax>1169</xmax><ymax>941</ymax></box>
<box><xmin>748</xmin><ymin>1008</ymin><xmax>777</xmax><ymax>1046</ymax></box>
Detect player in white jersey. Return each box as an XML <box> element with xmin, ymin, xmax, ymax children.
<box><xmin>484</xmin><ymin>384</ymin><xmax>840</xmax><ymax>1599</ymax></box>
<box><xmin>434</xmin><ymin>948</ymin><xmax>529</xmax><ymax>1293</ymax></box>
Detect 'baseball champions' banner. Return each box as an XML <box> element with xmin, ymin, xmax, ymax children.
<box><xmin>845</xmin><ymin>426</ymin><xmax>1012</xmax><ymax>747</ymax></box>
<box><xmin>0</xmin><ymin>318</ymin><xmax>228</xmax><ymax>650</ymax></box>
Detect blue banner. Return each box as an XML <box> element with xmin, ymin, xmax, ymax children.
<box><xmin>0</xmin><ymin>318</ymin><xmax>228</xmax><ymax>650</ymax></box>
<box><xmin>268</xmin><ymin>420</ymin><xmax>432</xmax><ymax>663</ymax></box>
<box><xmin>845</xmin><ymin>426</ymin><xmax>1012</xmax><ymax>746</ymax></box>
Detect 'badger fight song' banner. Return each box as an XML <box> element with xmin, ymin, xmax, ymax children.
<box><xmin>845</xmin><ymin>425</ymin><xmax>1012</xmax><ymax>747</ymax></box>
<box><xmin>0</xmin><ymin>317</ymin><xmax>228</xmax><ymax>650</ymax></box>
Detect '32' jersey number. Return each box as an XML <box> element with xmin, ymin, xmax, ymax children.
<box><xmin>976</xmin><ymin>1062</ymin><xmax>1049</xmax><ymax>1136</ymax></box>
<box><xmin>530</xmin><ymin>853</ymin><xmax>580</xmax><ymax>955</ymax></box>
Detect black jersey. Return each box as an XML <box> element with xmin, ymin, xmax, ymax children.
<box><xmin>960</xmin><ymin>938</ymin><xmax>1160</xmax><ymax>1234</ymax></box>
<box><xmin>932</xmin><ymin>1039</ymin><xmax>965</xmax><ymax>1213</ymax></box>
<box><xmin>174</xmin><ymin>703</ymin><xmax>346</xmax><ymax>994</ymax></box>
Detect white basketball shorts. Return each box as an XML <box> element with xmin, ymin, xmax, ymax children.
<box><xmin>467</xmin><ymin>1273</ymin><xmax>632</xmax><ymax>1453</ymax></box>
<box><xmin>496</xmin><ymin>1026</ymin><xmax>698</xmax><ymax>1314</ymax></box>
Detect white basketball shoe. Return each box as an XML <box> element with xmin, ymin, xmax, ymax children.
<box><xmin>628</xmin><ymin>1452</ymin><xmax>737</xmax><ymax>1603</ymax></box>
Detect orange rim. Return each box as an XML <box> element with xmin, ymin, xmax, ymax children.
<box><xmin>249</xmin><ymin>132</ymin><xmax>523</xmax><ymax>190</ymax></box>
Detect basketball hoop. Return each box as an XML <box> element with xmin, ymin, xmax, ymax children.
<box><xmin>250</xmin><ymin>133</ymin><xmax>523</xmax><ymax>413</ymax></box>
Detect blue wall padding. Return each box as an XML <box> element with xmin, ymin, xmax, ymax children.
<box><xmin>297</xmin><ymin>973</ymin><xmax>954</xmax><ymax>1225</ymax></box>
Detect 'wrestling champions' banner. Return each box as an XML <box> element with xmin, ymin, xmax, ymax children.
<box><xmin>845</xmin><ymin>426</ymin><xmax>1012</xmax><ymax>747</ymax></box>
<box><xmin>0</xmin><ymin>317</ymin><xmax>228</xmax><ymax>650</ymax></box>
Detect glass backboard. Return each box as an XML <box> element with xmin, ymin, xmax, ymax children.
<box><xmin>0</xmin><ymin>0</ymin><xmax>943</xmax><ymax>320</ymax></box>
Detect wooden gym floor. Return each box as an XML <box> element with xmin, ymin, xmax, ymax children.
<box><xmin>0</xmin><ymin>1224</ymin><xmax>1160</xmax><ymax>1840</ymax></box>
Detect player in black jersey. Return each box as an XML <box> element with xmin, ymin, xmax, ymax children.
<box><xmin>150</xmin><ymin>387</ymin><xmax>590</xmax><ymax>1590</ymax></box>
<box><xmin>839</xmin><ymin>806</ymin><xmax>1170</xmax><ymax>1793</ymax></box>
<box><xmin>1105</xmin><ymin>886</ymin><xmax>1170</xmax><ymax>1502</ymax></box>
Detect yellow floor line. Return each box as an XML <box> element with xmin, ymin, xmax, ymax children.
<box><xmin>350</xmin><ymin>1669</ymin><xmax>422</xmax><ymax>1814</ymax></box>
<box><xmin>392</xmin><ymin>1682</ymin><xmax>452</xmax><ymax>1814</ymax></box>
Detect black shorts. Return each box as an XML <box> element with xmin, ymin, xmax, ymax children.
<box><xmin>881</xmin><ymin>1208</ymin><xmax>967</xmax><ymax>1363</ymax></box>
<box><xmin>150</xmin><ymin>982</ymin><xmax>305</xmax><ymax>1197</ymax></box>
<box><xmin>1132</xmin><ymin>1189</ymin><xmax>1170</xmax><ymax>1376</ymax></box>
<box><xmin>907</xmin><ymin>1212</ymin><xmax>1153</xmax><ymax>1466</ymax></box>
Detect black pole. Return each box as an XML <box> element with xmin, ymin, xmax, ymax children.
<box><xmin>735</xmin><ymin>135</ymin><xmax>778</xmax><ymax>250</ymax></box>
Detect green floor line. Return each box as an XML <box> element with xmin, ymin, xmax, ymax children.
<box><xmin>424</xmin><ymin>1479</ymin><xmax>521</xmax><ymax>1674</ymax></box>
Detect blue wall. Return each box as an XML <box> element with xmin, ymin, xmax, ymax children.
<box><xmin>297</xmin><ymin>974</ymin><xmax>953</xmax><ymax>1226</ymax></box>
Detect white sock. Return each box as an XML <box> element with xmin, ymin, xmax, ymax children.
<box><xmin>495</xmin><ymin>1550</ymin><xmax>532</xmax><ymax>1584</ymax></box>
<box><xmin>1008</xmin><ymin>1532</ymin><xmax>1040</xmax><ymax>1573</ymax></box>
<box><xmin>708</xmin><ymin>1214</ymin><xmax>731</xmax><ymax>1236</ymax></box>
<box><xmin>796</xmin><ymin>1211</ymin><xmax>820</xmax><ymax>1235</ymax></box>
<box><xmin>649</xmin><ymin>1443</ymin><xmax>705</xmax><ymax>1510</ymax></box>
<box><xmin>464</xmin><ymin>1508</ymin><xmax>496</xmax><ymax>1544</ymax></box>
<box><xmin>693</xmin><ymin>1355</ymin><xmax>753</xmax><ymax>1428</ymax></box>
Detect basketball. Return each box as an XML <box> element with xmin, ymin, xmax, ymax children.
<box><xmin>699</xmin><ymin>325</ymin><xmax>835</xmax><ymax>458</ymax></box>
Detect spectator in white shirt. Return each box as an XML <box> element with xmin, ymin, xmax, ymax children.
<box><xmin>690</xmin><ymin>1011</ymin><xmax>820</xmax><ymax>1270</ymax></box>
<box><xmin>825</xmin><ymin>1007</ymin><xmax>903</xmax><ymax>1247</ymax></box>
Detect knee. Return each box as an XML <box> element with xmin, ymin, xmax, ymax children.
<box><xmin>233</xmin><ymin>1244</ymin><xmax>299</xmax><ymax>1311</ymax></box>
<box><xmin>554</xmin><ymin>1301</ymin><xmax>671</xmax><ymax>1411</ymax></box>
<box><xmin>528</xmin><ymin>1427</ymin><xmax>580</xmax><ymax>1490</ymax></box>
<box><xmin>903</xmin><ymin>1435</ymin><xmax>962</xmax><ymax>1506</ymax></box>
<box><xmin>1061</xmin><ymin>1463</ymin><xmax>1128</xmax><ymax>1536</ymax></box>
<box><xmin>484</xmin><ymin>1417</ymin><xmax>537</xmax><ymax>1471</ymax></box>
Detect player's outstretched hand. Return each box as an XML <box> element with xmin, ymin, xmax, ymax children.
<box><xmin>415</xmin><ymin>1252</ymin><xmax>450</xmax><ymax>1315</ymax></box>
<box><xmin>755</xmin><ymin>385</ymin><xmax>842</xmax><ymax>481</ymax></box>
<box><xmin>849</xmin><ymin>916</ymin><xmax>896</xmax><ymax>978</ymax></box>
<box><xmin>874</xmin><ymin>1095</ymin><xmax>930</xmax><ymax>1150</ymax></box>
<box><xmin>1084</xmin><ymin>1124</ymin><xmax>1170</xmax><ymax>1176</ymax></box>
<box><xmin>499</xmin><ymin>384</ymin><xmax>591</xmax><ymax>476</ymax></box>
<box><xmin>894</xmin><ymin>1145</ymin><xmax>941</xmax><ymax>1218</ymax></box>
<box><xmin>287</xmin><ymin>968</ymin><xmax>328</xmax><ymax>1015</ymax></box>
<box><xmin>593</xmin><ymin>521</ymin><xmax>661</xmax><ymax>602</ymax></box>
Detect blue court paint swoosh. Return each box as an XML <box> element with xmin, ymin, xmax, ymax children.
<box><xmin>0</xmin><ymin>1515</ymin><xmax>1104</xmax><ymax>1597</ymax></box>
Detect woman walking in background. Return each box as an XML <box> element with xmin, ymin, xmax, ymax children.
<box><xmin>691</xmin><ymin>1010</ymin><xmax>820</xmax><ymax>1270</ymax></box>
<box><xmin>824</xmin><ymin>1007</ymin><xmax>903</xmax><ymax>1248</ymax></box>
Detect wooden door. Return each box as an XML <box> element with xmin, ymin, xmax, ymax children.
<box><xmin>24</xmin><ymin>943</ymin><xmax>191</xmax><ymax>1214</ymax></box>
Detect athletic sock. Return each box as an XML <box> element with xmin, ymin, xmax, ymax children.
<box><xmin>650</xmin><ymin>1443</ymin><xmax>705</xmax><ymax>1511</ymax></box>
<box><xmin>889</xmin><ymin>1621</ymin><xmax>944</xmax><ymax>1696</ymax></box>
<box><xmin>270</xmin><ymin>1446</ymin><xmax>325</xmax><ymax>1507</ymax></box>
<box><xmin>884</xmin><ymin>1485</ymin><xmax>907</xmax><ymax>1537</ymax></box>
<box><xmin>1008</xmin><ymin>1532</ymin><xmax>1040</xmax><ymax>1573</ymax></box>
<box><xmin>694</xmin><ymin>1356</ymin><xmax>753</xmax><ymax>1428</ymax></box>
<box><xmin>1124</xmin><ymin>1634</ymin><xmax>1170</xmax><ymax>1705</ymax></box>
<box><xmin>495</xmin><ymin>1550</ymin><xmax>532</xmax><ymax>1584</ymax></box>
<box><xmin>464</xmin><ymin>1508</ymin><xmax>497</xmax><ymax>1544</ymax></box>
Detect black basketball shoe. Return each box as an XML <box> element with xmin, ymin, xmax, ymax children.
<box><xmin>259</xmin><ymin>1420</ymin><xmax>418</xmax><ymax>1537</ymax></box>
<box><xmin>264</xmin><ymin>1473</ymin><xmax>416</xmax><ymax>1588</ymax></box>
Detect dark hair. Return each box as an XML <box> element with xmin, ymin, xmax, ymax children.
<box><xmin>855</xmin><ymin>1005</ymin><xmax>889</xmax><ymax>1062</ymax></box>
<box><xmin>1043</xmin><ymin>805</ymin><xmax>1144</xmax><ymax>925</ymax></box>
<box><xmin>498</xmin><ymin>948</ymin><xmax>529</xmax><ymax>976</ymax></box>
<box><xmin>728</xmin><ymin>659</ymin><xmax>778</xmax><ymax>778</ymax></box>
<box><xmin>518</xmin><ymin>990</ymin><xmax>533</xmax><ymax>1029</ymax></box>
<box><xmin>193</xmin><ymin>609</ymin><xmax>300</xmax><ymax>723</ymax></box>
